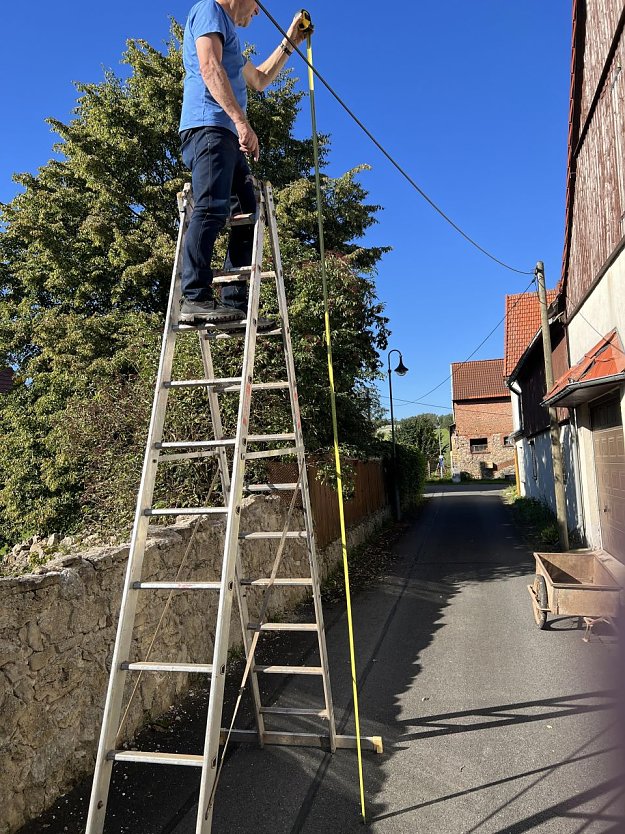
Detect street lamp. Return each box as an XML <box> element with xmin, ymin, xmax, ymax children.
<box><xmin>387</xmin><ymin>349</ymin><xmax>408</xmax><ymax>520</ymax></box>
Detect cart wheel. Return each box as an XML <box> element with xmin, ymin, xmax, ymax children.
<box><xmin>532</xmin><ymin>575</ymin><xmax>548</xmax><ymax>630</ymax></box>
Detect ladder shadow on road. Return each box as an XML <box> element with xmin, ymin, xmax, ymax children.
<box><xmin>397</xmin><ymin>689</ymin><xmax>617</xmax><ymax>742</ymax></box>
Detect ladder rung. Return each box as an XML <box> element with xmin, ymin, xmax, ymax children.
<box><xmin>211</xmin><ymin>269</ymin><xmax>276</xmax><ymax>285</ymax></box>
<box><xmin>251</xmin><ymin>382</ymin><xmax>290</xmax><ymax>391</ymax></box>
<box><xmin>247</xmin><ymin>433</ymin><xmax>295</xmax><ymax>443</ymax></box>
<box><xmin>245</xmin><ymin>483</ymin><xmax>299</xmax><ymax>493</ymax></box>
<box><xmin>121</xmin><ymin>661</ymin><xmax>213</xmax><ymax>674</ymax></box>
<box><xmin>133</xmin><ymin>581</ymin><xmax>221</xmax><ymax>590</ymax></box>
<box><xmin>239</xmin><ymin>531</ymin><xmax>307</xmax><ymax>540</ymax></box>
<box><xmin>221</xmin><ymin>381</ymin><xmax>289</xmax><ymax>393</ymax></box>
<box><xmin>245</xmin><ymin>447</ymin><xmax>299</xmax><ymax>460</ymax></box>
<box><xmin>247</xmin><ymin>622</ymin><xmax>318</xmax><ymax>632</ymax></box>
<box><xmin>240</xmin><ymin>578</ymin><xmax>312</xmax><ymax>587</ymax></box>
<box><xmin>158</xmin><ymin>450</ymin><xmax>219</xmax><ymax>463</ymax></box>
<box><xmin>156</xmin><ymin>440</ymin><xmax>235</xmax><ymax>450</ymax></box>
<box><xmin>164</xmin><ymin>377</ymin><xmax>242</xmax><ymax>389</ymax></box>
<box><xmin>228</xmin><ymin>212</ymin><xmax>256</xmax><ymax>227</ymax></box>
<box><xmin>172</xmin><ymin>323</ymin><xmax>282</xmax><ymax>336</ymax></box>
<box><xmin>145</xmin><ymin>507</ymin><xmax>227</xmax><ymax>517</ymax></box>
<box><xmin>260</xmin><ymin>707</ymin><xmax>329</xmax><ymax>718</ymax></box>
<box><xmin>110</xmin><ymin>750</ymin><xmax>203</xmax><ymax>767</ymax></box>
<box><xmin>254</xmin><ymin>665</ymin><xmax>323</xmax><ymax>676</ymax></box>
<box><xmin>214</xmin><ymin>327</ymin><xmax>283</xmax><ymax>339</ymax></box>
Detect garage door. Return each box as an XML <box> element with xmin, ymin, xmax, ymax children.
<box><xmin>591</xmin><ymin>395</ymin><xmax>625</xmax><ymax>562</ymax></box>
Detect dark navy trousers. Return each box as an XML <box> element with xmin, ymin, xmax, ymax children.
<box><xmin>180</xmin><ymin>126</ymin><xmax>255</xmax><ymax>309</ymax></box>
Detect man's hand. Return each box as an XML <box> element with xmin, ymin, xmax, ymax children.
<box><xmin>286</xmin><ymin>10</ymin><xmax>314</xmax><ymax>48</ymax></box>
<box><xmin>235</xmin><ymin>118</ymin><xmax>260</xmax><ymax>161</ymax></box>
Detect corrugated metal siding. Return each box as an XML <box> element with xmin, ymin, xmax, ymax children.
<box><xmin>580</xmin><ymin>0</ymin><xmax>624</xmax><ymax>125</ymax></box>
<box><xmin>567</xmin><ymin>24</ymin><xmax>625</xmax><ymax>317</ymax></box>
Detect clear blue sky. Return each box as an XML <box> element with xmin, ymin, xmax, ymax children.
<box><xmin>0</xmin><ymin>1</ymin><xmax>572</xmax><ymax>418</ymax></box>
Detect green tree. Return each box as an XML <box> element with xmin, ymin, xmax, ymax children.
<box><xmin>395</xmin><ymin>414</ymin><xmax>439</xmax><ymax>459</ymax></box>
<box><xmin>0</xmin><ymin>24</ymin><xmax>389</xmax><ymax>544</ymax></box>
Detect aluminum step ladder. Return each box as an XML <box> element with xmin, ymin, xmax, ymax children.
<box><xmin>86</xmin><ymin>180</ymin><xmax>378</xmax><ymax>834</ymax></box>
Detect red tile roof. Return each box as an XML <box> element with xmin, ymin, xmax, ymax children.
<box><xmin>543</xmin><ymin>328</ymin><xmax>625</xmax><ymax>406</ymax></box>
<box><xmin>451</xmin><ymin>359</ymin><xmax>509</xmax><ymax>401</ymax></box>
<box><xmin>504</xmin><ymin>290</ymin><xmax>557</xmax><ymax>379</ymax></box>
<box><xmin>0</xmin><ymin>369</ymin><xmax>12</xmax><ymax>394</ymax></box>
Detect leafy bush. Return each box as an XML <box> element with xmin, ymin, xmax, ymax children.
<box><xmin>509</xmin><ymin>496</ymin><xmax>561</xmax><ymax>549</ymax></box>
<box><xmin>378</xmin><ymin>440</ymin><xmax>426</xmax><ymax>512</ymax></box>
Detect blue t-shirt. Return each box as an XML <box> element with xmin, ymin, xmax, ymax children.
<box><xmin>179</xmin><ymin>0</ymin><xmax>247</xmax><ymax>136</ymax></box>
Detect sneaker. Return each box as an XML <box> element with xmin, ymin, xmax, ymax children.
<box><xmin>179</xmin><ymin>299</ymin><xmax>246</xmax><ymax>324</ymax></box>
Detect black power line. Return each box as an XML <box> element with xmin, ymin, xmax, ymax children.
<box><xmin>256</xmin><ymin>1</ymin><xmax>534</xmax><ymax>276</ymax></box>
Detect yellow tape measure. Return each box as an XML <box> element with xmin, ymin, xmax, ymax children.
<box><xmin>298</xmin><ymin>8</ymin><xmax>312</xmax><ymax>31</ymax></box>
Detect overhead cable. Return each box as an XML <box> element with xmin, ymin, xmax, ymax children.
<box><xmin>409</xmin><ymin>275</ymin><xmax>537</xmax><ymax>403</ymax></box>
<box><xmin>256</xmin><ymin>1</ymin><xmax>534</xmax><ymax>276</ymax></box>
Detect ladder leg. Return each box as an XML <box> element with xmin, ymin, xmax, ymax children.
<box><xmin>196</xmin><ymin>197</ymin><xmax>266</xmax><ymax>834</ymax></box>
<box><xmin>85</xmin><ymin>193</ymin><xmax>191</xmax><ymax>834</ymax></box>
<box><xmin>265</xmin><ymin>183</ymin><xmax>337</xmax><ymax>751</ymax></box>
<box><xmin>198</xmin><ymin>333</ymin><xmax>266</xmax><ymax>742</ymax></box>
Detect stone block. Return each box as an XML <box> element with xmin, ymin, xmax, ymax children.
<box><xmin>0</xmin><ymin>637</ymin><xmax>26</xmax><ymax>668</ymax></box>
<box><xmin>26</xmin><ymin>622</ymin><xmax>44</xmax><ymax>653</ymax></box>
<box><xmin>29</xmin><ymin>647</ymin><xmax>55</xmax><ymax>672</ymax></box>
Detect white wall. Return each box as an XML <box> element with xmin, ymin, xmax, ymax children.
<box><xmin>517</xmin><ymin>425</ymin><xmax>582</xmax><ymax>536</ymax></box>
<box><xmin>567</xmin><ymin>252</ymin><xmax>625</xmax><ymax>550</ymax></box>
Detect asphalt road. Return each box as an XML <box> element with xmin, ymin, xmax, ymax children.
<box><xmin>20</xmin><ymin>484</ymin><xmax>623</xmax><ymax>833</ymax></box>
<box><xmin>175</xmin><ymin>484</ymin><xmax>623</xmax><ymax>834</ymax></box>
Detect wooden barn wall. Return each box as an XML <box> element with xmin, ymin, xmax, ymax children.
<box><xmin>567</xmin><ymin>22</ymin><xmax>624</xmax><ymax>318</ymax></box>
<box><xmin>518</xmin><ymin>325</ymin><xmax>568</xmax><ymax>437</ymax></box>
<box><xmin>580</xmin><ymin>0</ymin><xmax>624</xmax><ymax>125</ymax></box>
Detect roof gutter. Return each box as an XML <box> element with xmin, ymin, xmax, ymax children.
<box><xmin>541</xmin><ymin>372</ymin><xmax>625</xmax><ymax>407</ymax></box>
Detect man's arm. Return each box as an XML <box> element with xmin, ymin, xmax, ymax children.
<box><xmin>243</xmin><ymin>11</ymin><xmax>312</xmax><ymax>92</ymax></box>
<box><xmin>196</xmin><ymin>33</ymin><xmax>259</xmax><ymax>159</ymax></box>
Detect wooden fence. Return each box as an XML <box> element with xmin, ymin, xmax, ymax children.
<box><xmin>267</xmin><ymin>458</ymin><xmax>389</xmax><ymax>548</ymax></box>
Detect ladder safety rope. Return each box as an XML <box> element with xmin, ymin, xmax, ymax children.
<box><xmin>304</xmin><ymin>21</ymin><xmax>367</xmax><ymax>824</ymax></box>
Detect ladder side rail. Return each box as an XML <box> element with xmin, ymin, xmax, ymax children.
<box><xmin>232</xmin><ymin>546</ymin><xmax>267</xmax><ymax>743</ymax></box>
<box><xmin>198</xmin><ymin>336</ymin><xmax>232</xmax><ymax>497</ymax></box>
<box><xmin>197</xmin><ymin>334</ymin><xmax>266</xmax><ymax>742</ymax></box>
<box><xmin>264</xmin><ymin>183</ymin><xmax>337</xmax><ymax>751</ymax></box>
<box><xmin>196</xmin><ymin>194</ymin><xmax>267</xmax><ymax>834</ymax></box>
<box><xmin>86</xmin><ymin>189</ymin><xmax>193</xmax><ymax>834</ymax></box>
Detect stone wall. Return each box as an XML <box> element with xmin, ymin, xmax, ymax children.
<box><xmin>452</xmin><ymin>398</ymin><xmax>514</xmax><ymax>478</ymax></box>
<box><xmin>0</xmin><ymin>496</ymin><xmax>389</xmax><ymax>834</ymax></box>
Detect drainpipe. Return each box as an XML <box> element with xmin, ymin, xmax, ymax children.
<box><xmin>536</xmin><ymin>261</ymin><xmax>570</xmax><ymax>551</ymax></box>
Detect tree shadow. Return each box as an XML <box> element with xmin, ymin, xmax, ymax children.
<box><xmin>17</xmin><ymin>486</ymin><xmax>622</xmax><ymax>834</ymax></box>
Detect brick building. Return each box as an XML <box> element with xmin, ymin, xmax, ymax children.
<box><xmin>450</xmin><ymin>359</ymin><xmax>513</xmax><ymax>479</ymax></box>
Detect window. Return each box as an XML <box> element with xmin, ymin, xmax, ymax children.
<box><xmin>503</xmin><ymin>436</ymin><xmax>512</xmax><ymax>447</ymax></box>
<box><xmin>470</xmin><ymin>438</ymin><xmax>488</xmax><ymax>453</ymax></box>
<box><xmin>530</xmin><ymin>439</ymin><xmax>538</xmax><ymax>480</ymax></box>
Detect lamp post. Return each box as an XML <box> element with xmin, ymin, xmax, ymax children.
<box><xmin>387</xmin><ymin>349</ymin><xmax>408</xmax><ymax>520</ymax></box>
<box><xmin>437</xmin><ymin>414</ymin><xmax>443</xmax><ymax>478</ymax></box>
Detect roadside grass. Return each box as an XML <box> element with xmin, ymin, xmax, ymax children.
<box><xmin>503</xmin><ymin>486</ymin><xmax>561</xmax><ymax>550</ymax></box>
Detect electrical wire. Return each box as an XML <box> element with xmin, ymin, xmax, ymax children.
<box><xmin>378</xmin><ymin>395</ymin><xmax>516</xmax><ymax>418</ymax></box>
<box><xmin>256</xmin><ymin>0</ymin><xmax>534</xmax><ymax>276</ymax></box>
<box><xmin>575</xmin><ymin>309</ymin><xmax>625</xmax><ymax>358</ymax></box>
<box><xmin>406</xmin><ymin>275</ymin><xmax>537</xmax><ymax>403</ymax></box>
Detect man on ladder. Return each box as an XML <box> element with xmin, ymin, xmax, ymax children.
<box><xmin>178</xmin><ymin>0</ymin><xmax>311</xmax><ymax>325</ymax></box>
